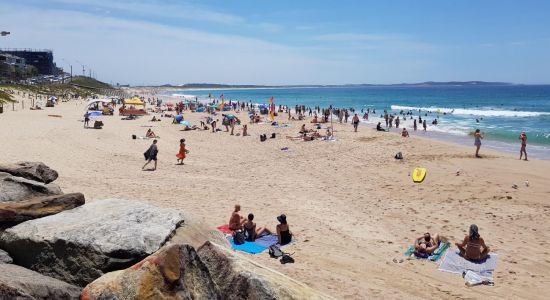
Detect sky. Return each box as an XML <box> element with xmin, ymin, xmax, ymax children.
<box><xmin>1</xmin><ymin>0</ymin><xmax>549</xmax><ymax>85</ymax></box>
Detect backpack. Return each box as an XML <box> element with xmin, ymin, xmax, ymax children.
<box><xmin>394</xmin><ymin>152</ymin><xmax>403</xmax><ymax>160</ymax></box>
<box><xmin>233</xmin><ymin>230</ymin><xmax>246</xmax><ymax>245</ymax></box>
<box><xmin>280</xmin><ymin>254</ymin><xmax>295</xmax><ymax>264</ymax></box>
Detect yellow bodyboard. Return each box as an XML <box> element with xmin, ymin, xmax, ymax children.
<box><xmin>412</xmin><ymin>167</ymin><xmax>427</xmax><ymax>183</ymax></box>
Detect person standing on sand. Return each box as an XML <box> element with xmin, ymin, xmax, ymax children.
<box><xmin>423</xmin><ymin>120</ymin><xmax>427</xmax><ymax>131</ymax></box>
<box><xmin>176</xmin><ymin>138</ymin><xmax>188</xmax><ymax>165</ymax></box>
<box><xmin>413</xmin><ymin>119</ymin><xmax>417</xmax><ymax>131</ymax></box>
<box><xmin>474</xmin><ymin>129</ymin><xmax>483</xmax><ymax>158</ymax></box>
<box><xmin>352</xmin><ymin>114</ymin><xmax>360</xmax><ymax>132</ymax></box>
<box><xmin>142</xmin><ymin>139</ymin><xmax>158</xmax><ymax>171</ymax></box>
<box><xmin>519</xmin><ymin>132</ymin><xmax>528</xmax><ymax>160</ymax></box>
<box><xmin>84</xmin><ymin>112</ymin><xmax>90</xmax><ymax>128</ymax></box>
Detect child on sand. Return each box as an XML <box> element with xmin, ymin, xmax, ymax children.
<box><xmin>176</xmin><ymin>138</ymin><xmax>188</xmax><ymax>165</ymax></box>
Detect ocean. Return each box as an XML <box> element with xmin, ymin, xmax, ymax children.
<box><xmin>170</xmin><ymin>85</ymin><xmax>550</xmax><ymax>159</ymax></box>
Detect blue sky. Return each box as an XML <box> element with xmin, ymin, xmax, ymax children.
<box><xmin>1</xmin><ymin>0</ymin><xmax>549</xmax><ymax>85</ymax></box>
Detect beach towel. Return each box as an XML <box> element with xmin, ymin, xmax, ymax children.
<box><xmin>405</xmin><ymin>242</ymin><xmax>450</xmax><ymax>262</ymax></box>
<box><xmin>216</xmin><ymin>224</ymin><xmax>233</xmax><ymax>235</ymax></box>
<box><xmin>228</xmin><ymin>239</ymin><xmax>267</xmax><ymax>254</ymax></box>
<box><xmin>438</xmin><ymin>250</ymin><xmax>497</xmax><ymax>282</ymax></box>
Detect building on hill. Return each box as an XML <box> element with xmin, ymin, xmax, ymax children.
<box><xmin>0</xmin><ymin>48</ymin><xmax>57</xmax><ymax>75</ymax></box>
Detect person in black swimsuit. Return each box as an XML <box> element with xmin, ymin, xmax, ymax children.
<box><xmin>242</xmin><ymin>213</ymin><xmax>271</xmax><ymax>241</ymax></box>
<box><xmin>276</xmin><ymin>214</ymin><xmax>292</xmax><ymax>245</ymax></box>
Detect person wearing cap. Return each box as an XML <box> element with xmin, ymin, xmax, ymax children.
<box><xmin>276</xmin><ymin>214</ymin><xmax>292</xmax><ymax>245</ymax></box>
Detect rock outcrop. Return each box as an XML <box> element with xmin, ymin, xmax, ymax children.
<box><xmin>0</xmin><ymin>172</ymin><xmax>62</xmax><ymax>203</ymax></box>
<box><xmin>0</xmin><ymin>161</ymin><xmax>59</xmax><ymax>184</ymax></box>
<box><xmin>81</xmin><ymin>244</ymin><xmax>219</xmax><ymax>300</ymax></box>
<box><xmin>198</xmin><ymin>241</ymin><xmax>329</xmax><ymax>299</ymax></box>
<box><xmin>0</xmin><ymin>249</ymin><xmax>12</xmax><ymax>264</ymax></box>
<box><xmin>0</xmin><ymin>193</ymin><xmax>85</xmax><ymax>227</ymax></box>
<box><xmin>82</xmin><ymin>241</ymin><xmax>330</xmax><ymax>300</ymax></box>
<box><xmin>0</xmin><ymin>199</ymin><xmax>185</xmax><ymax>287</ymax></box>
<box><xmin>0</xmin><ymin>263</ymin><xmax>81</xmax><ymax>300</ymax></box>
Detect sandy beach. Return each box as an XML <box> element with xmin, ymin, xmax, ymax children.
<box><xmin>1</xmin><ymin>92</ymin><xmax>550</xmax><ymax>299</ymax></box>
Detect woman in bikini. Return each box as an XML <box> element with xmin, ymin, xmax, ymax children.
<box><xmin>276</xmin><ymin>214</ymin><xmax>292</xmax><ymax>245</ymax></box>
<box><xmin>456</xmin><ymin>224</ymin><xmax>490</xmax><ymax>261</ymax></box>
<box><xmin>474</xmin><ymin>129</ymin><xmax>483</xmax><ymax>158</ymax></box>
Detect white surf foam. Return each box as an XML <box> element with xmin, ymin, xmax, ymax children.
<box><xmin>390</xmin><ymin>105</ymin><xmax>550</xmax><ymax>117</ymax></box>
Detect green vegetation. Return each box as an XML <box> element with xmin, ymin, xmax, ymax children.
<box><xmin>0</xmin><ymin>77</ymin><xmax>122</xmax><ymax>100</ymax></box>
<box><xmin>70</xmin><ymin>76</ymin><xmax>113</xmax><ymax>89</ymax></box>
<box><xmin>0</xmin><ymin>89</ymin><xmax>15</xmax><ymax>104</ymax></box>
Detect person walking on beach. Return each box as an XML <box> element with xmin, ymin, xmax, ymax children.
<box><xmin>474</xmin><ymin>129</ymin><xmax>483</xmax><ymax>158</ymax></box>
<box><xmin>142</xmin><ymin>139</ymin><xmax>159</xmax><ymax>171</ymax></box>
<box><xmin>84</xmin><ymin>112</ymin><xmax>90</xmax><ymax>128</ymax></box>
<box><xmin>352</xmin><ymin>114</ymin><xmax>360</xmax><ymax>132</ymax></box>
<box><xmin>519</xmin><ymin>132</ymin><xmax>528</xmax><ymax>161</ymax></box>
<box><xmin>176</xmin><ymin>138</ymin><xmax>188</xmax><ymax>165</ymax></box>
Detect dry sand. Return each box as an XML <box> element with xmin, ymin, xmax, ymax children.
<box><xmin>1</xmin><ymin>91</ymin><xmax>550</xmax><ymax>299</ymax></box>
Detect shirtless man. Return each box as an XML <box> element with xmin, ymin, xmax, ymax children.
<box><xmin>228</xmin><ymin>204</ymin><xmax>245</xmax><ymax>230</ymax></box>
<box><xmin>414</xmin><ymin>232</ymin><xmax>440</xmax><ymax>255</ymax></box>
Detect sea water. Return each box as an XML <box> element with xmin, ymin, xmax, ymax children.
<box><xmin>171</xmin><ymin>85</ymin><xmax>550</xmax><ymax>159</ymax></box>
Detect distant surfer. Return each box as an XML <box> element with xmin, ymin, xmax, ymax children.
<box><xmin>519</xmin><ymin>132</ymin><xmax>528</xmax><ymax>161</ymax></box>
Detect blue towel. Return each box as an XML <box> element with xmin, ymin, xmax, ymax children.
<box><xmin>254</xmin><ymin>234</ymin><xmax>280</xmax><ymax>248</ymax></box>
<box><xmin>228</xmin><ymin>239</ymin><xmax>267</xmax><ymax>254</ymax></box>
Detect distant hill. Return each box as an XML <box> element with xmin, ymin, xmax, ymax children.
<box><xmin>70</xmin><ymin>76</ymin><xmax>113</xmax><ymax>89</ymax></box>
<box><xmin>154</xmin><ymin>81</ymin><xmax>512</xmax><ymax>89</ymax></box>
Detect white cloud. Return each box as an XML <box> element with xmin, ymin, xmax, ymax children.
<box><xmin>49</xmin><ymin>0</ymin><xmax>245</xmax><ymax>25</ymax></box>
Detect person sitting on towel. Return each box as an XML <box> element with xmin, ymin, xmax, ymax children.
<box><xmin>228</xmin><ymin>204</ymin><xmax>245</xmax><ymax>230</ymax></box>
<box><xmin>414</xmin><ymin>232</ymin><xmax>440</xmax><ymax>256</ymax></box>
<box><xmin>146</xmin><ymin>128</ymin><xmax>157</xmax><ymax>138</ymax></box>
<box><xmin>456</xmin><ymin>224</ymin><xmax>490</xmax><ymax>261</ymax></box>
<box><xmin>276</xmin><ymin>214</ymin><xmax>292</xmax><ymax>245</ymax></box>
<box><xmin>242</xmin><ymin>213</ymin><xmax>271</xmax><ymax>241</ymax></box>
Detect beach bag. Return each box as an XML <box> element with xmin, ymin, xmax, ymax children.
<box><xmin>280</xmin><ymin>254</ymin><xmax>295</xmax><ymax>264</ymax></box>
<box><xmin>269</xmin><ymin>245</ymin><xmax>284</xmax><ymax>258</ymax></box>
<box><xmin>233</xmin><ymin>230</ymin><xmax>246</xmax><ymax>245</ymax></box>
<box><xmin>395</xmin><ymin>152</ymin><xmax>403</xmax><ymax>160</ymax></box>
<box><xmin>132</xmin><ymin>134</ymin><xmax>137</xmax><ymax>140</ymax></box>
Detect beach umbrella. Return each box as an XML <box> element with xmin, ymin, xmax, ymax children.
<box><xmin>49</xmin><ymin>96</ymin><xmax>58</xmax><ymax>101</ymax></box>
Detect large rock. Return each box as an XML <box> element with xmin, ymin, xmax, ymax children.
<box><xmin>0</xmin><ymin>249</ymin><xmax>11</xmax><ymax>264</ymax></box>
<box><xmin>81</xmin><ymin>244</ymin><xmax>219</xmax><ymax>300</ymax></box>
<box><xmin>198</xmin><ymin>241</ymin><xmax>331</xmax><ymax>300</ymax></box>
<box><xmin>0</xmin><ymin>263</ymin><xmax>81</xmax><ymax>299</ymax></box>
<box><xmin>0</xmin><ymin>172</ymin><xmax>62</xmax><ymax>203</ymax></box>
<box><xmin>0</xmin><ymin>193</ymin><xmax>85</xmax><ymax>227</ymax></box>
<box><xmin>0</xmin><ymin>161</ymin><xmax>59</xmax><ymax>184</ymax></box>
<box><xmin>0</xmin><ymin>199</ymin><xmax>185</xmax><ymax>287</ymax></box>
